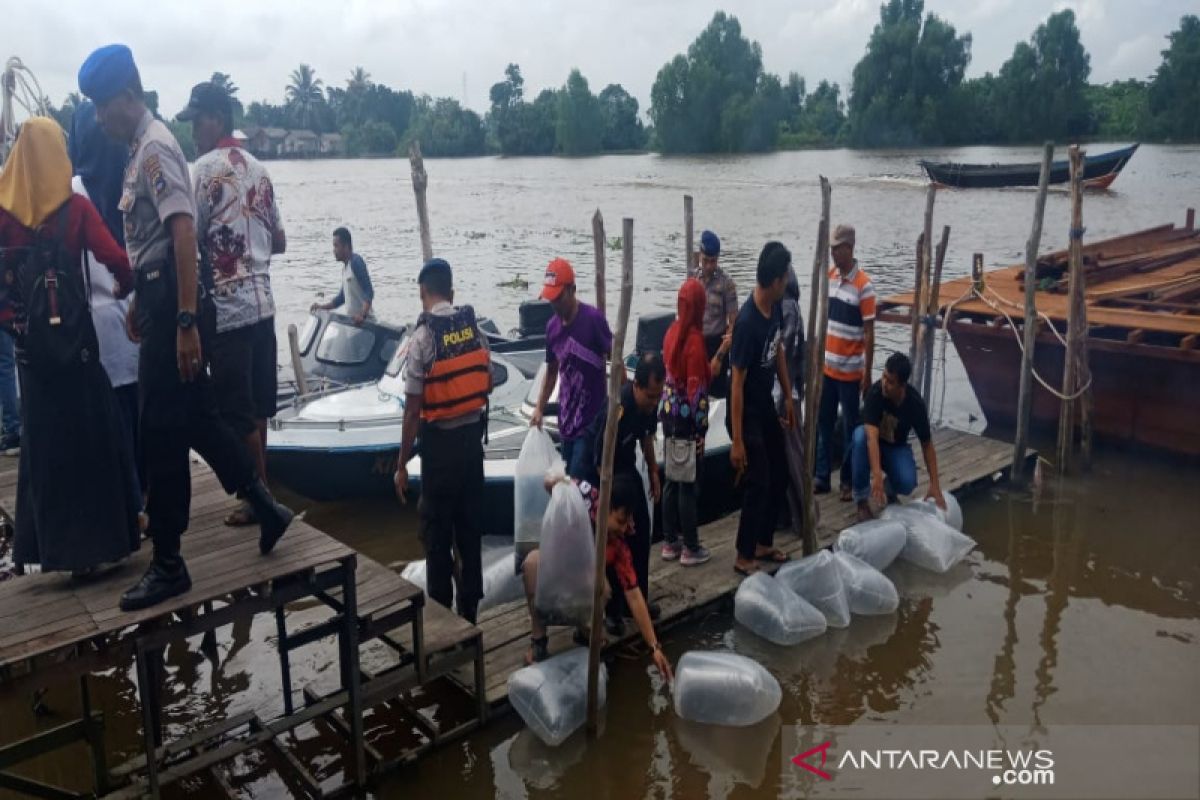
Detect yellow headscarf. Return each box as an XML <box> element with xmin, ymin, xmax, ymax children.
<box><xmin>0</xmin><ymin>116</ymin><xmax>73</xmax><ymax>228</ymax></box>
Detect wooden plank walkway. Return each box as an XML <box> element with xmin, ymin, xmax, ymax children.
<box><xmin>453</xmin><ymin>427</ymin><xmax>1028</xmax><ymax>705</ymax></box>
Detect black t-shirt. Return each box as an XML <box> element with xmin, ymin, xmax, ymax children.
<box><xmin>589</xmin><ymin>381</ymin><xmax>658</xmax><ymax>476</ymax></box>
<box><xmin>730</xmin><ymin>296</ymin><xmax>782</xmax><ymax>418</ymax></box>
<box><xmin>862</xmin><ymin>381</ymin><xmax>931</xmax><ymax>445</ymax></box>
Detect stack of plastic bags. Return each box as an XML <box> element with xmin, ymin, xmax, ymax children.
<box><xmin>777</xmin><ymin>551</ymin><xmax>851</xmax><ymax>628</ymax></box>
<box><xmin>733</xmin><ymin>572</ymin><xmax>827</xmax><ymax>646</ymax></box>
<box><xmin>883</xmin><ymin>500</ymin><xmax>975</xmax><ymax>573</ymax></box>
<box><xmin>673</xmin><ymin>651</ymin><xmax>781</xmax><ymax>727</ymax></box>
<box><xmin>508</xmin><ymin>647</ymin><xmax>606</xmax><ymax>747</ymax></box>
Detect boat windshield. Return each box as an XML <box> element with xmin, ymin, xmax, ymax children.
<box><xmin>297</xmin><ymin>314</ymin><xmax>320</xmax><ymax>356</ymax></box>
<box><xmin>384</xmin><ymin>335</ymin><xmax>412</xmax><ymax>378</ymax></box>
<box><xmin>315</xmin><ymin>321</ymin><xmax>377</xmax><ymax>365</ymax></box>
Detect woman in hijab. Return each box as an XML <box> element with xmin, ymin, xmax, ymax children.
<box><xmin>0</xmin><ymin>116</ymin><xmax>140</xmax><ymax>576</ymax></box>
<box><xmin>658</xmin><ymin>278</ymin><xmax>712</xmax><ymax>566</ymax></box>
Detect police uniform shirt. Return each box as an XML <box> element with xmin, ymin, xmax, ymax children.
<box><xmin>404</xmin><ymin>300</ymin><xmax>490</xmax><ymax>429</ymax></box>
<box><xmin>120</xmin><ymin>110</ymin><xmax>196</xmax><ymax>272</ymax></box>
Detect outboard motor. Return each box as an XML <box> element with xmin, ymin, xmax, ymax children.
<box><xmin>635</xmin><ymin>312</ymin><xmax>675</xmax><ymax>357</ymax></box>
<box><xmin>518</xmin><ymin>299</ymin><xmax>554</xmax><ymax>339</ymax></box>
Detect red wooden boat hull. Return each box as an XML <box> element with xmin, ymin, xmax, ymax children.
<box><xmin>948</xmin><ymin>319</ymin><xmax>1200</xmax><ymax>456</ymax></box>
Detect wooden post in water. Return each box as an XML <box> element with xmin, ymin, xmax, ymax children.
<box><xmin>801</xmin><ymin>177</ymin><xmax>832</xmax><ymax>552</ymax></box>
<box><xmin>592</xmin><ymin>209</ymin><xmax>607</xmax><ymax>317</ymax></box>
<box><xmin>920</xmin><ymin>224</ymin><xmax>951</xmax><ymax>402</ymax></box>
<box><xmin>1012</xmin><ymin>142</ymin><xmax>1055</xmax><ymax>484</ymax></box>
<box><xmin>1056</xmin><ymin>146</ymin><xmax>1088</xmax><ymax>474</ymax></box>
<box><xmin>1186</xmin><ymin>207</ymin><xmax>1195</xmax><ymax>231</ymax></box>
<box><xmin>912</xmin><ymin>185</ymin><xmax>936</xmax><ymax>387</ymax></box>
<box><xmin>587</xmin><ymin>218</ymin><xmax>634</xmax><ymax>734</ymax></box>
<box><xmin>909</xmin><ymin>233</ymin><xmax>925</xmax><ymax>365</ymax></box>
<box><xmin>287</xmin><ymin>324</ymin><xmax>308</xmax><ymax>400</ymax></box>
<box><xmin>684</xmin><ymin>194</ymin><xmax>695</xmax><ymax>277</ymax></box>
<box><xmin>408</xmin><ymin>140</ymin><xmax>433</xmax><ymax>262</ymax></box>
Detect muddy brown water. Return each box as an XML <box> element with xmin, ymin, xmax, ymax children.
<box><xmin>1</xmin><ymin>144</ymin><xmax>1198</xmax><ymax>798</ymax></box>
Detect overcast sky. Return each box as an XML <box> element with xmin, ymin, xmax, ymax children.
<box><xmin>10</xmin><ymin>0</ymin><xmax>1193</xmax><ymax>119</ymax></box>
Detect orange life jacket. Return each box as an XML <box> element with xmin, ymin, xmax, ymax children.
<box><xmin>420</xmin><ymin>305</ymin><xmax>491</xmax><ymax>422</ymax></box>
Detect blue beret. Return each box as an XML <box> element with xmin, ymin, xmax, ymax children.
<box><xmin>700</xmin><ymin>230</ymin><xmax>720</xmax><ymax>257</ymax></box>
<box><xmin>418</xmin><ymin>257</ymin><xmax>453</xmax><ymax>285</ymax></box>
<box><xmin>78</xmin><ymin>44</ymin><xmax>139</xmax><ymax>103</ymax></box>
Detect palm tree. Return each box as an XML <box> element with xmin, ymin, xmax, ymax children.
<box><xmin>210</xmin><ymin>72</ymin><xmax>239</xmax><ymax>99</ymax></box>
<box><xmin>285</xmin><ymin>64</ymin><xmax>324</xmax><ymax>131</ymax></box>
<box><xmin>347</xmin><ymin>66</ymin><xmax>371</xmax><ymax>93</ymax></box>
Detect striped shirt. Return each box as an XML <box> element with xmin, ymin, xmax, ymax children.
<box><xmin>824</xmin><ymin>262</ymin><xmax>876</xmax><ymax>381</ymax></box>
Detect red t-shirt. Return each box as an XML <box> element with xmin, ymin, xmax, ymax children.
<box><xmin>575</xmin><ymin>479</ymin><xmax>638</xmax><ymax>592</ymax></box>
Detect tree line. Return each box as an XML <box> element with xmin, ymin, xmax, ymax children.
<box><xmin>42</xmin><ymin>6</ymin><xmax>1199</xmax><ymax>158</ymax></box>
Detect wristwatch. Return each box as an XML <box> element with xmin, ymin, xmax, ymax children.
<box><xmin>177</xmin><ymin>310</ymin><xmax>196</xmax><ymax>330</ymax></box>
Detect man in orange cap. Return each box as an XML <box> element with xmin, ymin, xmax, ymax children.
<box><xmin>529</xmin><ymin>258</ymin><xmax>612</xmax><ymax>479</ymax></box>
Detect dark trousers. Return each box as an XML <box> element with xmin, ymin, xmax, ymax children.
<box><xmin>735</xmin><ymin>411</ymin><xmax>787</xmax><ymax>560</ymax></box>
<box><xmin>815</xmin><ymin>374</ymin><xmax>861</xmax><ymax>489</ymax></box>
<box><xmin>114</xmin><ymin>382</ymin><xmax>144</xmax><ymax>511</ymax></box>
<box><xmin>606</xmin><ymin>468</ymin><xmax>650</xmax><ymax>619</ymax></box>
<box><xmin>663</xmin><ymin>456</ymin><xmax>701</xmax><ymax>550</ymax></box>
<box><xmin>138</xmin><ymin>280</ymin><xmax>254</xmax><ymax>564</ymax></box>
<box><xmin>418</xmin><ymin>421</ymin><xmax>485</xmax><ymax>623</ymax></box>
<box><xmin>704</xmin><ymin>335</ymin><xmax>729</xmax><ymax>399</ymax></box>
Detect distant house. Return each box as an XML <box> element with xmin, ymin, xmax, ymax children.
<box><xmin>319</xmin><ymin>133</ymin><xmax>344</xmax><ymax>156</ymax></box>
<box><xmin>245</xmin><ymin>127</ymin><xmax>288</xmax><ymax>159</ymax></box>
<box><xmin>282</xmin><ymin>129</ymin><xmax>320</xmax><ymax>157</ymax></box>
<box><xmin>232</xmin><ymin>129</ymin><xmax>250</xmax><ymax>149</ymax></box>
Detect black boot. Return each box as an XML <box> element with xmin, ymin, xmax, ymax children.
<box><xmin>120</xmin><ymin>557</ymin><xmax>192</xmax><ymax>611</ymax></box>
<box><xmin>244</xmin><ymin>479</ymin><xmax>294</xmax><ymax>554</ymax></box>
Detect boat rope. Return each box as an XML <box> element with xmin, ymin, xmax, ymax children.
<box><xmin>1</xmin><ymin>57</ymin><xmax>51</xmax><ymax>162</ymax></box>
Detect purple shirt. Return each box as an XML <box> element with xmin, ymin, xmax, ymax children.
<box><xmin>545</xmin><ymin>302</ymin><xmax>612</xmax><ymax>441</ymax></box>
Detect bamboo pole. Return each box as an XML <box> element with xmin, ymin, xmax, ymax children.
<box><xmin>287</xmin><ymin>324</ymin><xmax>308</xmax><ymax>400</ymax></box>
<box><xmin>920</xmin><ymin>224</ymin><xmax>951</xmax><ymax>402</ymax></box>
<box><xmin>1056</xmin><ymin>146</ymin><xmax>1086</xmax><ymax>474</ymax></box>
<box><xmin>912</xmin><ymin>184</ymin><xmax>936</xmax><ymax>384</ymax></box>
<box><xmin>587</xmin><ymin>218</ymin><xmax>635</xmax><ymax>734</ymax></box>
<box><xmin>592</xmin><ymin>209</ymin><xmax>606</xmax><ymax>317</ymax></box>
<box><xmin>684</xmin><ymin>195</ymin><xmax>695</xmax><ymax>277</ymax></box>
<box><xmin>909</xmin><ymin>233</ymin><xmax>925</xmax><ymax>365</ymax></box>
<box><xmin>1012</xmin><ymin>142</ymin><xmax>1055</xmax><ymax>484</ymax></box>
<box><xmin>408</xmin><ymin>140</ymin><xmax>433</xmax><ymax>262</ymax></box>
<box><xmin>801</xmin><ymin>177</ymin><xmax>832</xmax><ymax>552</ymax></box>
<box><xmin>1074</xmin><ymin>151</ymin><xmax>1093</xmax><ymax>470</ymax></box>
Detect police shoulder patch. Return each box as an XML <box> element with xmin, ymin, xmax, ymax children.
<box><xmin>144</xmin><ymin>153</ymin><xmax>167</xmax><ymax>197</ymax></box>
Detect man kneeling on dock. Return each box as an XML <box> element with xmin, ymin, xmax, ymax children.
<box><xmin>852</xmin><ymin>352</ymin><xmax>946</xmax><ymax>521</ymax></box>
<box><xmin>518</xmin><ymin>473</ymin><xmax>672</xmax><ymax>682</ymax></box>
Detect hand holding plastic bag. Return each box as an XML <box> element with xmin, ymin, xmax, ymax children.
<box><xmin>535</xmin><ymin>482</ymin><xmax>596</xmax><ymax>627</ymax></box>
<box><xmin>515</xmin><ymin>427</ymin><xmax>564</xmax><ymax>544</ymax></box>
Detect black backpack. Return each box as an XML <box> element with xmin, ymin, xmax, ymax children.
<box><xmin>3</xmin><ymin>204</ymin><xmax>97</xmax><ymax>371</ymax></box>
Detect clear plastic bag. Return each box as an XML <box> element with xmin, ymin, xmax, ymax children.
<box><xmin>515</xmin><ymin>428</ymin><xmax>563</xmax><ymax>544</ymax></box>
<box><xmin>734</xmin><ymin>572</ymin><xmax>827</xmax><ymax>646</ymax></box>
<box><xmin>673</xmin><ymin>650</ymin><xmax>781</xmax><ymax>727</ymax></box>
<box><xmin>507</xmin><ymin>647</ymin><xmax>606</xmax><ymax>747</ymax></box>
<box><xmin>835</xmin><ymin>518</ymin><xmax>908</xmax><ymax>571</ymax></box>
<box><xmin>534</xmin><ymin>482</ymin><xmax>596</xmax><ymax>627</ymax></box>
<box><xmin>833</xmin><ymin>551</ymin><xmax>899</xmax><ymax>615</ymax></box>
<box><xmin>776</xmin><ymin>551</ymin><xmax>851</xmax><ymax>629</ymax></box>
<box><xmin>883</xmin><ymin>504</ymin><xmax>976</xmax><ymax>573</ymax></box>
<box><xmin>400</xmin><ymin>545</ymin><xmax>525</xmax><ymax>613</ymax></box>
<box><xmin>911</xmin><ymin>493</ymin><xmax>964</xmax><ymax>532</ymax></box>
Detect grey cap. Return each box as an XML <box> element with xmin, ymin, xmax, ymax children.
<box><xmin>831</xmin><ymin>224</ymin><xmax>856</xmax><ymax>248</ymax></box>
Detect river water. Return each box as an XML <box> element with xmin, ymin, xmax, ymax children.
<box><xmin>1</xmin><ymin>144</ymin><xmax>1198</xmax><ymax>798</ymax></box>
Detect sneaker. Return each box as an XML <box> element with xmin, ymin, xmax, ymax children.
<box><xmin>0</xmin><ymin>434</ymin><xmax>19</xmax><ymax>456</ymax></box>
<box><xmin>661</xmin><ymin>542</ymin><xmax>681</xmax><ymax>561</ymax></box>
<box><xmin>680</xmin><ymin>546</ymin><xmax>712</xmax><ymax>567</ymax></box>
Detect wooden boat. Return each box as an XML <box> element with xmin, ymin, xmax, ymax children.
<box><xmin>919</xmin><ymin>144</ymin><xmax>1138</xmax><ymax>190</ymax></box>
<box><xmin>877</xmin><ymin>213</ymin><xmax>1200</xmax><ymax>456</ymax></box>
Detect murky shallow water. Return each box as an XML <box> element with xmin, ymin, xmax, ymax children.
<box><xmin>1</xmin><ymin>144</ymin><xmax>1198</xmax><ymax>798</ymax></box>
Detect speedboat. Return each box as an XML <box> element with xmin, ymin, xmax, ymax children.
<box><xmin>266</xmin><ymin>313</ymin><xmax>738</xmax><ymax>537</ymax></box>
<box><xmin>276</xmin><ymin>309</ymin><xmax>408</xmax><ymax>407</ymax></box>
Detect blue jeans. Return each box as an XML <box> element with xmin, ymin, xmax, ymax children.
<box><xmin>0</xmin><ymin>331</ymin><xmax>20</xmax><ymax>439</ymax></box>
<box><xmin>815</xmin><ymin>374</ymin><xmax>860</xmax><ymax>488</ymax></box>
<box><xmin>851</xmin><ymin>424</ymin><xmax>917</xmax><ymax>503</ymax></box>
<box><xmin>560</xmin><ymin>434</ymin><xmax>598</xmax><ymax>484</ymax></box>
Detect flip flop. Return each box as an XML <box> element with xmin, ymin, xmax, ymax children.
<box><xmin>733</xmin><ymin>562</ymin><xmax>759</xmax><ymax>576</ymax></box>
<box><xmin>224</xmin><ymin>501</ymin><xmax>258</xmax><ymax>527</ymax></box>
<box><xmin>755</xmin><ymin>548</ymin><xmax>790</xmax><ymax>563</ymax></box>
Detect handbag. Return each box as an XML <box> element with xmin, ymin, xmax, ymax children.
<box><xmin>664</xmin><ymin>436</ymin><xmax>697</xmax><ymax>483</ymax></box>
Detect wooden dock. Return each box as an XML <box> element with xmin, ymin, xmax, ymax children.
<box><xmin>465</xmin><ymin>427</ymin><xmax>1028</xmax><ymax>704</ymax></box>
<box><xmin>0</xmin><ymin>459</ymin><xmax>485</xmax><ymax>799</ymax></box>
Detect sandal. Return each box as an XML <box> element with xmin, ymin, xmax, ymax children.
<box><xmin>224</xmin><ymin>501</ymin><xmax>258</xmax><ymax>527</ymax></box>
<box><xmin>526</xmin><ymin>635</ymin><xmax>549</xmax><ymax>665</ymax></box>
<box><xmin>839</xmin><ymin>486</ymin><xmax>853</xmax><ymax>502</ymax></box>
<box><xmin>755</xmin><ymin>548</ymin><xmax>790</xmax><ymax>563</ymax></box>
<box><xmin>733</xmin><ymin>561</ymin><xmax>760</xmax><ymax>576</ymax></box>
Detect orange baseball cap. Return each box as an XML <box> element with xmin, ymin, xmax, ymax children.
<box><xmin>541</xmin><ymin>258</ymin><xmax>575</xmax><ymax>301</ymax></box>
